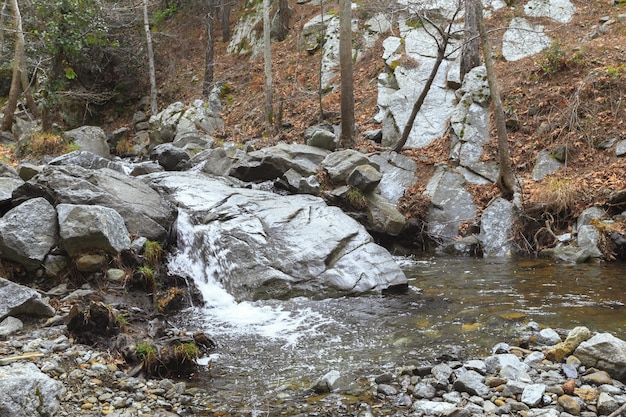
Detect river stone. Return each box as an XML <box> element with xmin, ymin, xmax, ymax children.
<box><xmin>0</xmin><ymin>277</ymin><xmax>55</xmax><ymax>321</ymax></box>
<box><xmin>0</xmin><ymin>316</ymin><xmax>23</xmax><ymax>336</ymax></box>
<box><xmin>49</xmin><ymin>150</ymin><xmax>127</xmax><ymax>173</ymax></box>
<box><xmin>146</xmin><ymin>172</ymin><xmax>406</xmax><ymax>301</ymax></box>
<box><xmin>558</xmin><ymin>394</ymin><xmax>581</xmax><ymax>415</ymax></box>
<box><xmin>453</xmin><ymin>370</ymin><xmax>490</xmax><ymax>397</ymax></box>
<box><xmin>369</xmin><ymin>151</ymin><xmax>418</xmax><ymax>204</ymax></box>
<box><xmin>521</xmin><ymin>383</ymin><xmax>546</xmax><ymax>407</ymax></box>
<box><xmin>547</xmin><ymin>326</ymin><xmax>591</xmax><ymax>362</ymax></box>
<box><xmin>57</xmin><ymin>204</ymin><xmax>131</xmax><ymax>256</ymax></box>
<box><xmin>63</xmin><ymin>126</ymin><xmax>110</xmax><ymax>157</ymax></box>
<box><xmin>412</xmin><ymin>400</ymin><xmax>457</xmax><ymax>415</ymax></box>
<box><xmin>577</xmin><ymin>206</ymin><xmax>607</xmax><ymax>229</ymax></box>
<box><xmin>577</xmin><ymin>224</ymin><xmax>603</xmax><ymax>258</ymax></box>
<box><xmin>0</xmin><ymin>362</ymin><xmax>64</xmax><ymax>417</ymax></box>
<box><xmin>582</xmin><ymin>370</ymin><xmax>613</xmax><ymax>386</ymax></box>
<box><xmin>479</xmin><ymin>197</ymin><xmax>519</xmax><ymax>257</ymax></box>
<box><xmin>527</xmin><ymin>409</ymin><xmax>560</xmax><ymax>417</ymax></box>
<box><xmin>537</xmin><ymin>328</ymin><xmax>562</xmax><ymax>345</ymax></box>
<box><xmin>0</xmin><ymin>197</ymin><xmax>58</xmax><ymax>271</ymax></box>
<box><xmin>597</xmin><ymin>392</ymin><xmax>619</xmax><ymax>415</ymax></box>
<box><xmin>75</xmin><ymin>254</ymin><xmax>107</xmax><ymax>272</ymax></box>
<box><xmin>12</xmin><ymin>164</ymin><xmax>175</xmax><ymax>241</ymax></box>
<box><xmin>312</xmin><ymin>370</ymin><xmax>341</xmax><ymax>393</ymax></box>
<box><xmin>502</xmin><ymin>18</ymin><xmax>552</xmax><ymax>62</ymax></box>
<box><xmin>574</xmin><ymin>332</ymin><xmax>626</xmax><ymax>381</ymax></box>
<box><xmin>432</xmin><ymin>363</ymin><xmax>454</xmax><ymax>388</ymax></box>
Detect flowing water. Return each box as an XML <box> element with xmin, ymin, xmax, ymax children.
<box><xmin>170</xmin><ymin>247</ymin><xmax>626</xmax><ymax>414</ymax></box>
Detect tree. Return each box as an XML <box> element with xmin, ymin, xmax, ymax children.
<box><xmin>219</xmin><ymin>0</ymin><xmax>231</xmax><ymax>42</ymax></box>
<box><xmin>277</xmin><ymin>0</ymin><xmax>289</xmax><ymax>42</ymax></box>
<box><xmin>475</xmin><ymin>0</ymin><xmax>516</xmax><ymax>199</ymax></box>
<box><xmin>1</xmin><ymin>0</ymin><xmax>24</xmax><ymax>131</ymax></box>
<box><xmin>393</xmin><ymin>8</ymin><xmax>460</xmax><ymax>153</ymax></box>
<box><xmin>143</xmin><ymin>0</ymin><xmax>158</xmax><ymax>115</ymax></box>
<box><xmin>262</xmin><ymin>0</ymin><xmax>273</xmax><ymax>133</ymax></box>
<box><xmin>339</xmin><ymin>0</ymin><xmax>354</xmax><ymax>148</ymax></box>
<box><xmin>203</xmin><ymin>0</ymin><xmax>217</xmax><ymax>97</ymax></box>
<box><xmin>460</xmin><ymin>0</ymin><xmax>480</xmax><ymax>82</ymax></box>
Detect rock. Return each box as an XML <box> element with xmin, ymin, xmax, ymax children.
<box><xmin>412</xmin><ymin>400</ymin><xmax>457</xmax><ymax>416</ymax></box>
<box><xmin>13</xmin><ymin>164</ymin><xmax>175</xmax><ymax>241</ymax></box>
<box><xmin>191</xmin><ymin>147</ymin><xmax>234</xmax><ymax>176</ymax></box>
<box><xmin>365</xmin><ymin>193</ymin><xmax>407</xmax><ymax>236</ymax></box>
<box><xmin>16</xmin><ymin>162</ymin><xmax>41</xmax><ymax>181</ymax></box>
<box><xmin>282</xmin><ymin>169</ymin><xmax>321</xmax><ymax>195</ymax></box>
<box><xmin>616</xmin><ymin>139</ymin><xmax>626</xmax><ymax>156</ymax></box>
<box><xmin>147</xmin><ymin>171</ymin><xmax>407</xmax><ymax>301</ymax></box>
<box><xmin>521</xmin><ymin>383</ymin><xmax>546</xmax><ymax>407</ymax></box>
<box><xmin>597</xmin><ymin>392</ymin><xmax>619</xmax><ymax>415</ymax></box>
<box><xmin>304</xmin><ymin>125</ymin><xmax>339</xmax><ymax>150</ymax></box>
<box><xmin>49</xmin><ymin>150</ymin><xmax>127</xmax><ymax>173</ymax></box>
<box><xmin>150</xmin><ymin>143</ymin><xmax>190</xmax><ymax>171</ymax></box>
<box><xmin>75</xmin><ymin>254</ymin><xmax>108</xmax><ymax>272</ymax></box>
<box><xmin>547</xmin><ymin>326</ymin><xmax>591</xmax><ymax>362</ymax></box>
<box><xmin>479</xmin><ymin>197</ymin><xmax>519</xmax><ymax>257</ymax></box>
<box><xmin>577</xmin><ymin>225</ymin><xmax>603</xmax><ymax>258</ymax></box>
<box><xmin>502</xmin><ymin>18</ymin><xmax>552</xmax><ymax>62</ymax></box>
<box><xmin>148</xmin><ymin>101</ymin><xmax>184</xmax><ymax>146</ymax></box>
<box><xmin>0</xmin><ymin>177</ymin><xmax>24</xmax><ymax>207</ymax></box>
<box><xmin>524</xmin><ymin>0</ymin><xmax>576</xmax><ymax>24</ymax></box>
<box><xmin>574</xmin><ymin>332</ymin><xmax>626</xmax><ymax>381</ymax></box>
<box><xmin>377</xmin><ymin>383</ymin><xmax>398</xmax><ymax>396</ymax></box>
<box><xmin>312</xmin><ymin>370</ymin><xmax>341</xmax><ymax>393</ymax></box>
<box><xmin>0</xmin><ymin>197</ymin><xmax>58</xmax><ymax>270</ymax></box>
<box><xmin>0</xmin><ymin>277</ymin><xmax>55</xmax><ymax>321</ymax></box>
<box><xmin>0</xmin><ymin>362</ymin><xmax>64</xmax><ymax>417</ymax></box>
<box><xmin>532</xmin><ymin>150</ymin><xmax>564</xmax><ymax>181</ymax></box>
<box><xmin>369</xmin><ymin>151</ymin><xmax>418</xmax><ymax>204</ymax></box>
<box><xmin>63</xmin><ymin>126</ymin><xmax>110</xmax><ymax>157</ymax></box>
<box><xmin>414</xmin><ymin>381</ymin><xmax>437</xmax><ymax>399</ymax></box>
<box><xmin>347</xmin><ymin>165</ymin><xmax>382</xmax><ymax>193</ymax></box>
<box><xmin>322</xmin><ymin>150</ymin><xmax>372</xmax><ymax>184</ymax></box>
<box><xmin>537</xmin><ymin>328</ymin><xmax>562</xmax><ymax>345</ymax></box>
<box><xmin>57</xmin><ymin>204</ymin><xmax>131</xmax><ymax>256</ymax></box>
<box><xmin>558</xmin><ymin>394</ymin><xmax>581</xmax><ymax>415</ymax></box>
<box><xmin>539</xmin><ymin>245</ymin><xmax>591</xmax><ymax>264</ymax></box>
<box><xmin>432</xmin><ymin>363</ymin><xmax>453</xmax><ymax>388</ymax></box>
<box><xmin>0</xmin><ymin>316</ymin><xmax>23</xmax><ymax>336</ymax></box>
<box><xmin>176</xmin><ymin>99</ymin><xmax>223</xmax><ymax>137</ymax></box>
<box><xmin>453</xmin><ymin>370</ymin><xmax>490</xmax><ymax>397</ymax></box>
<box><xmin>577</xmin><ymin>206</ymin><xmax>606</xmax><ymax>229</ymax></box>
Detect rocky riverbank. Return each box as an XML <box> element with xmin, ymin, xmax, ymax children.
<box><xmin>1</xmin><ymin>315</ymin><xmax>625</xmax><ymax>417</ymax></box>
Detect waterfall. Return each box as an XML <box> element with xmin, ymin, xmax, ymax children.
<box><xmin>167</xmin><ymin>209</ymin><xmax>331</xmax><ymax>344</ymax></box>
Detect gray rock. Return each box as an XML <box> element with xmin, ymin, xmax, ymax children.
<box><xmin>148</xmin><ymin>172</ymin><xmax>406</xmax><ymax>301</ymax></box>
<box><xmin>453</xmin><ymin>370</ymin><xmax>490</xmax><ymax>397</ymax></box>
<box><xmin>0</xmin><ymin>177</ymin><xmax>24</xmax><ymax>205</ymax></box>
<box><xmin>537</xmin><ymin>328</ymin><xmax>562</xmax><ymax>345</ymax></box>
<box><xmin>577</xmin><ymin>207</ymin><xmax>606</xmax><ymax>229</ymax></box>
<box><xmin>539</xmin><ymin>245</ymin><xmax>591</xmax><ymax>264</ymax></box>
<box><xmin>312</xmin><ymin>370</ymin><xmax>341</xmax><ymax>393</ymax></box>
<box><xmin>13</xmin><ymin>164</ymin><xmax>175</xmax><ymax>241</ymax></box>
<box><xmin>577</xmin><ymin>225</ymin><xmax>604</xmax><ymax>258</ymax></box>
<box><xmin>149</xmin><ymin>101</ymin><xmax>185</xmax><ymax>146</ymax></box>
<box><xmin>63</xmin><ymin>126</ymin><xmax>110</xmax><ymax>157</ymax></box>
<box><xmin>369</xmin><ymin>151</ymin><xmax>417</xmax><ymax>204</ymax></box>
<box><xmin>57</xmin><ymin>203</ymin><xmax>131</xmax><ymax>256</ymax></box>
<box><xmin>305</xmin><ymin>126</ymin><xmax>339</xmax><ymax>150</ymax></box>
<box><xmin>432</xmin><ymin>363</ymin><xmax>454</xmax><ymax>387</ymax></box>
<box><xmin>532</xmin><ymin>150</ymin><xmax>563</xmax><ymax>181</ymax></box>
<box><xmin>412</xmin><ymin>399</ymin><xmax>457</xmax><ymax>416</ymax></box>
<box><xmin>347</xmin><ymin>165</ymin><xmax>382</xmax><ymax>193</ymax></box>
<box><xmin>524</xmin><ymin>0</ymin><xmax>576</xmax><ymax>23</ymax></box>
<box><xmin>521</xmin><ymin>383</ymin><xmax>546</xmax><ymax>407</ymax></box>
<box><xmin>322</xmin><ymin>150</ymin><xmax>372</xmax><ymax>184</ymax></box>
<box><xmin>150</xmin><ymin>143</ymin><xmax>190</xmax><ymax>171</ymax></box>
<box><xmin>49</xmin><ymin>150</ymin><xmax>127</xmax><ymax>173</ymax></box>
<box><xmin>616</xmin><ymin>139</ymin><xmax>626</xmax><ymax>156</ymax></box>
<box><xmin>502</xmin><ymin>18</ymin><xmax>552</xmax><ymax>62</ymax></box>
<box><xmin>574</xmin><ymin>333</ymin><xmax>626</xmax><ymax>380</ymax></box>
<box><xmin>177</xmin><ymin>99</ymin><xmax>223</xmax><ymax>137</ymax></box>
<box><xmin>479</xmin><ymin>197</ymin><xmax>519</xmax><ymax>257</ymax></box>
<box><xmin>283</xmin><ymin>169</ymin><xmax>321</xmax><ymax>195</ymax></box>
<box><xmin>413</xmin><ymin>381</ymin><xmax>437</xmax><ymax>399</ymax></box>
<box><xmin>16</xmin><ymin>162</ymin><xmax>41</xmax><ymax>181</ymax></box>
<box><xmin>0</xmin><ymin>197</ymin><xmax>58</xmax><ymax>270</ymax></box>
<box><xmin>0</xmin><ymin>362</ymin><xmax>64</xmax><ymax>417</ymax></box>
<box><xmin>0</xmin><ymin>277</ymin><xmax>55</xmax><ymax>320</ymax></box>
<box><xmin>0</xmin><ymin>160</ymin><xmax>19</xmax><ymax>178</ymax></box>
<box><xmin>365</xmin><ymin>193</ymin><xmax>406</xmax><ymax>236</ymax></box>
<box><xmin>377</xmin><ymin>383</ymin><xmax>398</xmax><ymax>396</ymax></box>
<box><xmin>0</xmin><ymin>316</ymin><xmax>23</xmax><ymax>336</ymax></box>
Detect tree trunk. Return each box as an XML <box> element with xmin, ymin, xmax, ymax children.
<box><xmin>339</xmin><ymin>0</ymin><xmax>354</xmax><ymax>148</ymax></box>
<box><xmin>460</xmin><ymin>0</ymin><xmax>480</xmax><ymax>82</ymax></box>
<box><xmin>277</xmin><ymin>0</ymin><xmax>289</xmax><ymax>41</ymax></box>
<box><xmin>203</xmin><ymin>1</ymin><xmax>216</xmax><ymax>97</ymax></box>
<box><xmin>143</xmin><ymin>0</ymin><xmax>158</xmax><ymax>115</ymax></box>
<box><xmin>0</xmin><ymin>0</ymin><xmax>8</xmax><ymax>55</ymax></box>
<box><xmin>220</xmin><ymin>0</ymin><xmax>231</xmax><ymax>42</ymax></box>
<box><xmin>263</xmin><ymin>0</ymin><xmax>273</xmax><ymax>133</ymax></box>
<box><xmin>476</xmin><ymin>0</ymin><xmax>516</xmax><ymax>199</ymax></box>
<box><xmin>1</xmin><ymin>0</ymin><xmax>23</xmax><ymax>131</ymax></box>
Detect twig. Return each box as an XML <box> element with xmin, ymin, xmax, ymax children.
<box><xmin>607</xmin><ymin>402</ymin><xmax>626</xmax><ymax>417</ymax></box>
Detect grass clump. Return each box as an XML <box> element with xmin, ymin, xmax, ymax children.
<box><xmin>532</xmin><ymin>177</ymin><xmax>580</xmax><ymax>217</ymax></box>
<box><xmin>144</xmin><ymin>240</ymin><xmax>163</xmax><ymax>267</ymax></box>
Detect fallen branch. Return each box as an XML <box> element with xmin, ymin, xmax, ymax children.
<box><xmin>607</xmin><ymin>402</ymin><xmax>626</xmax><ymax>417</ymax></box>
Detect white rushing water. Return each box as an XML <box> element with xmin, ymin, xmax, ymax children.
<box><xmin>167</xmin><ymin>209</ymin><xmax>333</xmax><ymax>346</ymax></box>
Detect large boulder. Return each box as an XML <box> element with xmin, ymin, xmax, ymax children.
<box><xmin>63</xmin><ymin>126</ymin><xmax>110</xmax><ymax>157</ymax></box>
<box><xmin>49</xmin><ymin>150</ymin><xmax>127</xmax><ymax>173</ymax></box>
<box><xmin>57</xmin><ymin>204</ymin><xmax>131</xmax><ymax>256</ymax></box>
<box><xmin>0</xmin><ymin>277</ymin><xmax>55</xmax><ymax>320</ymax></box>
<box><xmin>322</xmin><ymin>150</ymin><xmax>373</xmax><ymax>184</ymax></box>
<box><xmin>479</xmin><ymin>197</ymin><xmax>519</xmax><ymax>257</ymax></box>
<box><xmin>12</xmin><ymin>164</ymin><xmax>175</xmax><ymax>241</ymax></box>
<box><xmin>145</xmin><ymin>172</ymin><xmax>407</xmax><ymax>301</ymax></box>
<box><xmin>0</xmin><ymin>362</ymin><xmax>64</xmax><ymax>417</ymax></box>
<box><xmin>0</xmin><ymin>197</ymin><xmax>58</xmax><ymax>270</ymax></box>
<box><xmin>369</xmin><ymin>151</ymin><xmax>418</xmax><ymax>204</ymax></box>
<box><xmin>574</xmin><ymin>333</ymin><xmax>626</xmax><ymax>381</ymax></box>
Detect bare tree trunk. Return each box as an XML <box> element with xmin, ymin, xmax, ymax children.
<box><xmin>460</xmin><ymin>0</ymin><xmax>480</xmax><ymax>82</ymax></box>
<box><xmin>20</xmin><ymin>69</ymin><xmax>38</xmax><ymax>118</ymax></box>
<box><xmin>0</xmin><ymin>0</ymin><xmax>8</xmax><ymax>55</ymax></box>
<box><xmin>277</xmin><ymin>0</ymin><xmax>289</xmax><ymax>41</ymax></box>
<box><xmin>476</xmin><ymin>0</ymin><xmax>516</xmax><ymax>199</ymax></box>
<box><xmin>1</xmin><ymin>0</ymin><xmax>23</xmax><ymax>131</ymax></box>
<box><xmin>143</xmin><ymin>0</ymin><xmax>158</xmax><ymax>115</ymax></box>
<box><xmin>263</xmin><ymin>0</ymin><xmax>273</xmax><ymax>133</ymax></box>
<box><xmin>339</xmin><ymin>0</ymin><xmax>354</xmax><ymax>148</ymax></box>
<box><xmin>220</xmin><ymin>0</ymin><xmax>231</xmax><ymax>42</ymax></box>
<box><xmin>203</xmin><ymin>1</ymin><xmax>216</xmax><ymax>97</ymax></box>
<box><xmin>318</xmin><ymin>1</ymin><xmax>324</xmax><ymax>119</ymax></box>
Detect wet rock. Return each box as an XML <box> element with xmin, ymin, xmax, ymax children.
<box><xmin>479</xmin><ymin>197</ymin><xmax>520</xmax><ymax>257</ymax></box>
<box><xmin>574</xmin><ymin>332</ymin><xmax>626</xmax><ymax>381</ymax></box>
<box><xmin>577</xmin><ymin>225</ymin><xmax>603</xmax><ymax>258</ymax></box>
<box><xmin>0</xmin><ymin>277</ymin><xmax>55</xmax><ymax>320</ymax></box>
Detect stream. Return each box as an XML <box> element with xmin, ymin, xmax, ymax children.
<box><xmin>170</xmin><ymin>255</ymin><xmax>626</xmax><ymax>414</ymax></box>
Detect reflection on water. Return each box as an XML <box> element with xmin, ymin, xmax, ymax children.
<box><xmin>176</xmin><ymin>256</ymin><xmax>626</xmax><ymax>412</ymax></box>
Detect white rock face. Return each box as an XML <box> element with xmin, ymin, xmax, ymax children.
<box><xmin>502</xmin><ymin>17</ymin><xmax>552</xmax><ymax>62</ymax></box>
<box><xmin>524</xmin><ymin>0</ymin><xmax>576</xmax><ymax>23</ymax></box>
